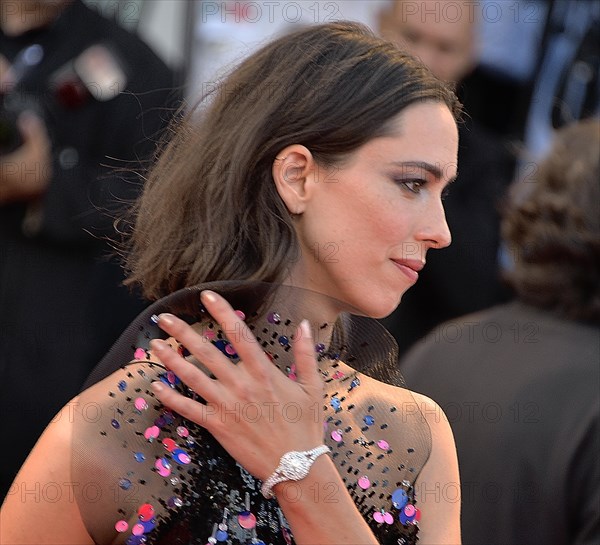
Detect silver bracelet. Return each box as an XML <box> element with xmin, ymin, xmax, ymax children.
<box><xmin>260</xmin><ymin>445</ymin><xmax>330</xmax><ymax>499</ymax></box>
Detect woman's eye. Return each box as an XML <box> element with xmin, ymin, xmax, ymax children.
<box><xmin>400</xmin><ymin>179</ymin><xmax>426</xmax><ymax>194</ymax></box>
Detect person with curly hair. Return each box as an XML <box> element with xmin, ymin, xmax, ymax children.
<box><xmin>400</xmin><ymin>119</ymin><xmax>600</xmax><ymax>545</ymax></box>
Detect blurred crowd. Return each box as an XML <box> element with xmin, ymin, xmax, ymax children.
<box><xmin>1</xmin><ymin>1</ymin><xmax>598</xmax><ymax>543</ymax></box>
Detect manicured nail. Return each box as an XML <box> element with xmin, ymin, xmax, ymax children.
<box><xmin>300</xmin><ymin>319</ymin><xmax>312</xmax><ymax>340</ymax></box>
<box><xmin>151</xmin><ymin>381</ymin><xmax>164</xmax><ymax>392</ymax></box>
<box><xmin>201</xmin><ymin>290</ymin><xmax>218</xmax><ymax>304</ymax></box>
<box><xmin>150</xmin><ymin>339</ymin><xmax>166</xmax><ymax>352</ymax></box>
<box><xmin>157</xmin><ymin>313</ymin><xmax>175</xmax><ymax>325</ymax></box>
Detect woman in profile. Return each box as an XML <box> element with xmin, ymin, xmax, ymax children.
<box><xmin>1</xmin><ymin>22</ymin><xmax>461</xmax><ymax>545</ymax></box>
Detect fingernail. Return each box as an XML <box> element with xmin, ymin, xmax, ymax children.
<box><xmin>201</xmin><ymin>290</ymin><xmax>218</xmax><ymax>304</ymax></box>
<box><xmin>149</xmin><ymin>339</ymin><xmax>166</xmax><ymax>351</ymax></box>
<box><xmin>300</xmin><ymin>319</ymin><xmax>312</xmax><ymax>340</ymax></box>
<box><xmin>151</xmin><ymin>381</ymin><xmax>164</xmax><ymax>392</ymax></box>
<box><xmin>157</xmin><ymin>313</ymin><xmax>175</xmax><ymax>325</ymax></box>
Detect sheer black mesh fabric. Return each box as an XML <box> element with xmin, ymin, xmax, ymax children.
<box><xmin>72</xmin><ymin>282</ymin><xmax>431</xmax><ymax>544</ymax></box>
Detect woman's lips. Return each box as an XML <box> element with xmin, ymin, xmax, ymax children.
<box><xmin>391</xmin><ymin>259</ymin><xmax>424</xmax><ymax>283</ymax></box>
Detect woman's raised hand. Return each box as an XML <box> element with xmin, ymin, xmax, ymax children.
<box><xmin>149</xmin><ymin>290</ymin><xmax>325</xmax><ymax>481</ymax></box>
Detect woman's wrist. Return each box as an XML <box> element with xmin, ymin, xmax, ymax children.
<box><xmin>273</xmin><ymin>454</ymin><xmax>342</xmax><ymax>508</ymax></box>
<box><xmin>261</xmin><ymin>445</ymin><xmax>330</xmax><ymax>499</ymax></box>
<box><xmin>273</xmin><ymin>455</ymin><xmax>379</xmax><ymax>544</ymax></box>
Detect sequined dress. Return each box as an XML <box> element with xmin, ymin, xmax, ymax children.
<box><xmin>73</xmin><ymin>282</ymin><xmax>432</xmax><ymax>545</ymax></box>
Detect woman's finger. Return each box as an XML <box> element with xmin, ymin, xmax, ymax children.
<box><xmin>291</xmin><ymin>320</ymin><xmax>322</xmax><ymax>392</ymax></box>
<box><xmin>150</xmin><ymin>380</ymin><xmax>217</xmax><ymax>431</ymax></box>
<box><xmin>200</xmin><ymin>290</ymin><xmax>273</xmax><ymax>373</ymax></box>
<box><xmin>150</xmin><ymin>339</ymin><xmax>222</xmax><ymax>400</ymax></box>
<box><xmin>155</xmin><ymin>312</ymin><xmax>238</xmax><ymax>384</ymax></box>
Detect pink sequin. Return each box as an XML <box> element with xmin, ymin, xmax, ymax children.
<box><xmin>177</xmin><ymin>452</ymin><xmax>191</xmax><ymax>464</ymax></box>
<box><xmin>144</xmin><ymin>425</ymin><xmax>160</xmax><ymax>440</ymax></box>
<box><xmin>404</xmin><ymin>504</ymin><xmax>416</xmax><ymax>517</ymax></box>
<box><xmin>132</xmin><ymin>523</ymin><xmax>145</xmax><ymax>536</ymax></box>
<box><xmin>237</xmin><ymin>512</ymin><xmax>257</xmax><ymax>529</ymax></box>
<box><xmin>155</xmin><ymin>458</ymin><xmax>171</xmax><ymax>477</ymax></box>
<box><xmin>377</xmin><ymin>439</ymin><xmax>390</xmax><ymax>450</ymax></box>
<box><xmin>234</xmin><ymin>310</ymin><xmax>246</xmax><ymax>320</ymax></box>
<box><xmin>204</xmin><ymin>331</ymin><xmax>216</xmax><ymax>340</ymax></box>
<box><xmin>134</xmin><ymin>397</ymin><xmax>148</xmax><ymax>411</ymax></box>
<box><xmin>331</xmin><ymin>430</ymin><xmax>343</xmax><ymax>442</ymax></box>
<box><xmin>358</xmin><ymin>476</ymin><xmax>370</xmax><ymax>489</ymax></box>
<box><xmin>134</xmin><ymin>348</ymin><xmax>146</xmax><ymax>360</ymax></box>
<box><xmin>225</xmin><ymin>344</ymin><xmax>237</xmax><ymax>356</ymax></box>
<box><xmin>176</xmin><ymin>426</ymin><xmax>189</xmax><ymax>438</ymax></box>
<box><xmin>373</xmin><ymin>511</ymin><xmax>393</xmax><ymax>524</ymax></box>
<box><xmin>115</xmin><ymin>520</ymin><xmax>128</xmax><ymax>532</ymax></box>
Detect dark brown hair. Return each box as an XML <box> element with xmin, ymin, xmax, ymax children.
<box><xmin>124</xmin><ymin>21</ymin><xmax>461</xmax><ymax>300</ymax></box>
<box><xmin>502</xmin><ymin>119</ymin><xmax>600</xmax><ymax>323</ymax></box>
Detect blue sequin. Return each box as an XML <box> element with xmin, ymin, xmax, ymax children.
<box><xmin>173</xmin><ymin>448</ymin><xmax>190</xmax><ymax>464</ymax></box>
<box><xmin>214</xmin><ymin>339</ymin><xmax>228</xmax><ymax>353</ymax></box>
<box><xmin>399</xmin><ymin>510</ymin><xmax>416</xmax><ymax>525</ymax></box>
<box><xmin>111</xmin><ymin>419</ymin><xmax>120</xmax><ymax>429</ymax></box>
<box><xmin>118</xmin><ymin>380</ymin><xmax>127</xmax><ymax>392</ymax></box>
<box><xmin>330</xmin><ymin>397</ymin><xmax>341</xmax><ymax>411</ymax></box>
<box><xmin>141</xmin><ymin>518</ymin><xmax>157</xmax><ymax>532</ymax></box>
<box><xmin>134</xmin><ymin>452</ymin><xmax>145</xmax><ymax>462</ymax></box>
<box><xmin>364</xmin><ymin>415</ymin><xmax>375</xmax><ymax>426</ymax></box>
<box><xmin>392</xmin><ymin>488</ymin><xmax>409</xmax><ymax>509</ymax></box>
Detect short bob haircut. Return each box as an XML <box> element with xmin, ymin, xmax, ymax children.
<box><xmin>502</xmin><ymin>119</ymin><xmax>600</xmax><ymax>324</ymax></box>
<box><xmin>124</xmin><ymin>22</ymin><xmax>461</xmax><ymax>300</ymax></box>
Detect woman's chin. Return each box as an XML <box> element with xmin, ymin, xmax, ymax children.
<box><xmin>353</xmin><ymin>293</ymin><xmax>404</xmax><ymax>320</ymax></box>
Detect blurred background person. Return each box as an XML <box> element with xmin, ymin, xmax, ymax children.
<box><xmin>522</xmin><ymin>0</ymin><xmax>600</xmax><ymax>159</ymax></box>
<box><xmin>188</xmin><ymin>0</ymin><xmax>387</xmax><ymax>96</ymax></box>
<box><xmin>0</xmin><ymin>0</ymin><xmax>178</xmax><ymax>501</ymax></box>
<box><xmin>378</xmin><ymin>0</ymin><xmax>514</xmax><ymax>355</ymax></box>
<box><xmin>400</xmin><ymin>119</ymin><xmax>600</xmax><ymax>545</ymax></box>
<box><xmin>461</xmin><ymin>0</ymin><xmax>599</xmax><ymax>155</ymax></box>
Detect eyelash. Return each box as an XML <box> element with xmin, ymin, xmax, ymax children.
<box><xmin>398</xmin><ymin>179</ymin><xmax>426</xmax><ymax>194</ymax></box>
<box><xmin>397</xmin><ymin>179</ymin><xmax>451</xmax><ymax>200</ymax></box>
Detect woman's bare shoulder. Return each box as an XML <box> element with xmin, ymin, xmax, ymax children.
<box><xmin>0</xmin><ymin>360</ymin><xmax>164</xmax><ymax>544</ymax></box>
<box><xmin>0</xmin><ymin>393</ymin><xmax>94</xmax><ymax>544</ymax></box>
<box><xmin>406</xmin><ymin>391</ymin><xmax>461</xmax><ymax>544</ymax></box>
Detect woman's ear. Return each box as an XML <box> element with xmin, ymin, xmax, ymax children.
<box><xmin>272</xmin><ymin>144</ymin><xmax>316</xmax><ymax>215</ymax></box>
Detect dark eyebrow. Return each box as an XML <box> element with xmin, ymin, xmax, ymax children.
<box><xmin>390</xmin><ymin>161</ymin><xmax>458</xmax><ymax>185</ymax></box>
